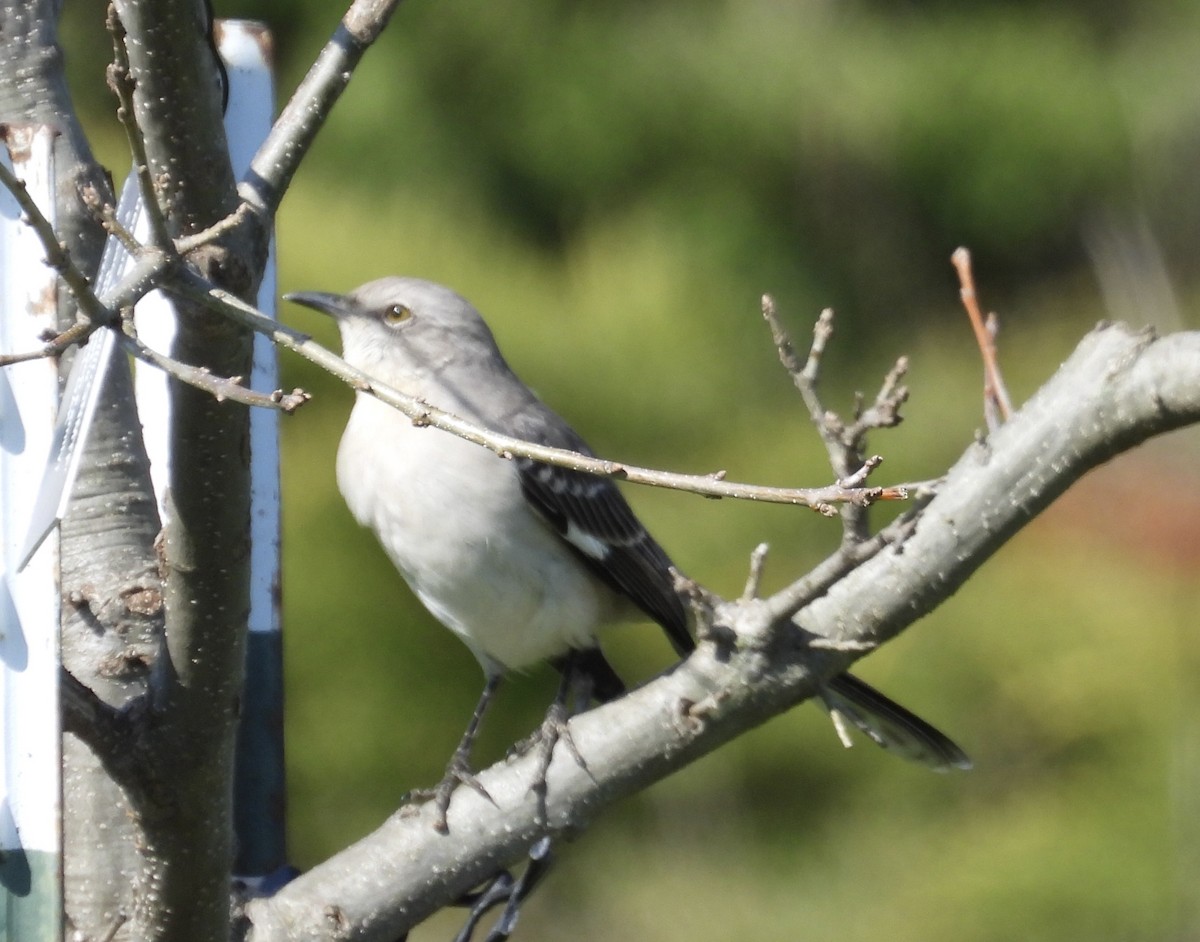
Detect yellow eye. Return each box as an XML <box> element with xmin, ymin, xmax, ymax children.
<box><xmin>382</xmin><ymin>303</ymin><xmax>411</xmax><ymax>326</ymax></box>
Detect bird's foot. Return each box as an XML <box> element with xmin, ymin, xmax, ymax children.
<box><xmin>403</xmin><ymin>676</ymin><xmax>503</xmax><ymax>832</ymax></box>
<box><xmin>528</xmin><ymin>694</ymin><xmax>590</xmax><ymax>826</ymax></box>
<box><xmin>406</xmin><ymin>748</ymin><xmax>496</xmax><ymax>834</ymax></box>
<box><xmin>452</xmin><ymin>836</ymin><xmax>554</xmax><ymax>942</ymax></box>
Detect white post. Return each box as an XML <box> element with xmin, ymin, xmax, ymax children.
<box><xmin>0</xmin><ymin>124</ymin><xmax>63</xmax><ymax>942</ymax></box>
<box><xmin>219</xmin><ymin>20</ymin><xmax>286</xmax><ymax>882</ymax></box>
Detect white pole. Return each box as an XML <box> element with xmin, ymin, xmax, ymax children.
<box><xmin>0</xmin><ymin>124</ymin><xmax>63</xmax><ymax>942</ymax></box>
<box><xmin>218</xmin><ymin>20</ymin><xmax>286</xmax><ymax>882</ymax></box>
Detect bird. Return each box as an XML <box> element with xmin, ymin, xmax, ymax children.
<box><xmin>285</xmin><ymin>277</ymin><xmax>969</xmax><ymax>830</ymax></box>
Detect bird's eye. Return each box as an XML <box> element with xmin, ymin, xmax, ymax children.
<box><xmin>382</xmin><ymin>303</ymin><xmax>412</xmax><ymax>326</ymax></box>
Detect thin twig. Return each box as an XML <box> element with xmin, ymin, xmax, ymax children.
<box><xmin>0</xmin><ymin>320</ymin><xmax>100</xmax><ymax>366</ymax></box>
<box><xmin>764</xmin><ymin>297</ymin><xmax>840</xmax><ymax>456</ymax></box>
<box><xmin>839</xmin><ymin>455</ymin><xmax>884</xmax><ymax>489</ymax></box>
<box><xmin>106</xmin><ymin>5</ymin><xmax>173</xmax><ymax>250</ymax></box>
<box><xmin>741</xmin><ymin>543</ymin><xmax>770</xmax><ymax>602</ymax></box>
<box><xmin>856</xmin><ymin>357</ymin><xmax>909</xmax><ymax>429</ymax></box>
<box><xmin>762</xmin><ymin>501</ymin><xmax>921</xmax><ymax>625</ymax></box>
<box><xmin>0</xmin><ymin>347</ymin><xmax>54</xmax><ymax>366</ymax></box>
<box><xmin>2</xmin><ymin>145</ymin><xmax>178</xmax><ymax>323</ymax></box>
<box><xmin>168</xmin><ymin>272</ymin><xmax>904</xmax><ymax>510</ymax></box>
<box><xmin>113</xmin><ymin>327</ymin><xmax>310</xmax><ymax>413</ymax></box>
<box><xmin>764</xmin><ymin>297</ymin><xmax>862</xmax><ymax>473</ymax></box>
<box><xmin>802</xmin><ymin>307</ymin><xmax>835</xmax><ymax>386</ymax></box>
<box><xmin>79</xmin><ymin>181</ymin><xmax>141</xmax><ymax>254</ymax></box>
<box><xmin>763</xmin><ymin>297</ymin><xmax>878</xmax><ymax>541</ymax></box>
<box><xmin>0</xmin><ymin>158</ymin><xmax>111</xmax><ymax>325</ymax></box>
<box><xmin>951</xmin><ymin>247</ymin><xmax>1013</xmax><ymax>428</ymax></box>
<box><xmin>176</xmin><ymin>202</ymin><xmax>254</xmax><ymax>255</ymax></box>
<box><xmin>761</xmin><ymin>296</ymin><xmax>925</xmax><ymax>550</ymax></box>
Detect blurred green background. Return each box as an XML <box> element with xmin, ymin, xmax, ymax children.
<box><xmin>66</xmin><ymin>0</ymin><xmax>1200</xmax><ymax>939</ymax></box>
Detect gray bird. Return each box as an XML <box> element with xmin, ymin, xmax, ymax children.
<box><xmin>286</xmin><ymin>277</ymin><xmax>969</xmax><ymax>829</ymax></box>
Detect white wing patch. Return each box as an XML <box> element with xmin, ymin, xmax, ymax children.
<box><xmin>564</xmin><ymin>520</ymin><xmax>610</xmax><ymax>561</ymax></box>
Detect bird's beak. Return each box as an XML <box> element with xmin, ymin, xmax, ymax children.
<box><xmin>283</xmin><ymin>291</ymin><xmax>357</xmax><ymax>320</ymax></box>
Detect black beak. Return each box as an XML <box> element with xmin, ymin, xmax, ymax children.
<box><xmin>283</xmin><ymin>291</ymin><xmax>357</xmax><ymax>320</ymax></box>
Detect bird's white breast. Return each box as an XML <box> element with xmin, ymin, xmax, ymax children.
<box><xmin>336</xmin><ymin>394</ymin><xmax>619</xmax><ymax>672</ymax></box>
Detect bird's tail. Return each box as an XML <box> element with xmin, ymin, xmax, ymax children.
<box><xmin>819</xmin><ymin>672</ymin><xmax>972</xmax><ymax>771</ymax></box>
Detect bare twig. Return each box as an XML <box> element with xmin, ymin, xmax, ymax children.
<box><xmin>0</xmin><ymin>347</ymin><xmax>54</xmax><ymax>366</ymax></box>
<box><xmin>839</xmin><ymin>455</ymin><xmax>884</xmax><ymax>489</ymax></box>
<box><xmin>763</xmin><ymin>296</ymin><xmax>901</xmax><ymax>543</ymax></box>
<box><xmin>106</xmin><ymin>5</ymin><xmax>173</xmax><ymax>250</ymax></box>
<box><xmin>951</xmin><ymin>247</ymin><xmax>1013</xmax><ymax>428</ymax></box>
<box><xmin>79</xmin><ymin>181</ymin><xmax>141</xmax><ymax>254</ymax></box>
<box><xmin>0</xmin><ymin>320</ymin><xmax>100</xmax><ymax>366</ymax></box>
<box><xmin>856</xmin><ymin>356</ymin><xmax>909</xmax><ymax>430</ymax></box>
<box><xmin>762</xmin><ymin>510</ymin><xmax>905</xmax><ymax>625</ymax></box>
<box><xmin>764</xmin><ymin>297</ymin><xmax>840</xmax><ymax>455</ymax></box>
<box><xmin>113</xmin><ymin>327</ymin><xmax>310</xmax><ymax>413</ymax></box>
<box><xmin>175</xmin><ymin>202</ymin><xmax>254</xmax><ymax>256</ymax></box>
<box><xmin>741</xmin><ymin>543</ymin><xmax>770</xmax><ymax>602</ymax></box>
<box><xmin>0</xmin><ymin>157</ymin><xmax>111</xmax><ymax>325</ymax></box>
<box><xmin>802</xmin><ymin>307</ymin><xmax>835</xmax><ymax>386</ymax></box>
<box><xmin>0</xmin><ymin>155</ymin><xmax>299</xmax><ymax>424</ymax></box>
<box><xmin>169</xmin><ymin>272</ymin><xmax>902</xmax><ymax>510</ymax></box>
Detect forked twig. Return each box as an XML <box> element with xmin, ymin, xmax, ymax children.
<box><xmin>761</xmin><ymin>295</ymin><xmax>913</xmax><ymax>544</ymax></box>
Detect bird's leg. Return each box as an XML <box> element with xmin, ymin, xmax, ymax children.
<box><xmin>407</xmin><ymin>674</ymin><xmax>502</xmax><ymax>833</ymax></box>
<box><xmin>451</xmin><ymin>837</ymin><xmax>554</xmax><ymax>942</ymax></box>
<box><xmin>529</xmin><ymin>651</ymin><xmax>594</xmax><ymax>825</ymax></box>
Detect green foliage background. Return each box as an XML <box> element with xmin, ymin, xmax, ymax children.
<box><xmin>68</xmin><ymin>0</ymin><xmax>1200</xmax><ymax>938</ymax></box>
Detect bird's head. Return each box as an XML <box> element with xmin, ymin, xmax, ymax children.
<box><xmin>285</xmin><ymin>277</ymin><xmax>505</xmax><ymax>388</ymax></box>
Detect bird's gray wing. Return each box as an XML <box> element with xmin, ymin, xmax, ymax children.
<box><xmin>507</xmin><ymin>408</ymin><xmax>693</xmax><ymax>657</ymax></box>
<box><xmin>507</xmin><ymin>405</ymin><xmax>970</xmax><ymax>772</ymax></box>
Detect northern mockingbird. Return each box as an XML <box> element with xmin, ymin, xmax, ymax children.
<box><xmin>286</xmin><ymin>277</ymin><xmax>969</xmax><ymax>829</ymax></box>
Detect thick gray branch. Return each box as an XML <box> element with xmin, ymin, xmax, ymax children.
<box><xmin>245</xmin><ymin>324</ymin><xmax>1200</xmax><ymax>941</ymax></box>
<box><xmin>106</xmin><ymin>3</ymin><xmax>260</xmax><ymax>940</ymax></box>
<box><xmin>792</xmin><ymin>323</ymin><xmax>1200</xmax><ymax>653</ymax></box>
<box><xmin>110</xmin><ymin>0</ymin><xmax>236</xmax><ymax>237</ymax></box>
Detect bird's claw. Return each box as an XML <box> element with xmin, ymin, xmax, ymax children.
<box><xmin>407</xmin><ymin>752</ymin><xmax>497</xmax><ymax>834</ymax></box>
<box><xmin>452</xmin><ymin>836</ymin><xmax>555</xmax><ymax>942</ymax></box>
<box><xmin>529</xmin><ymin>698</ymin><xmax>590</xmax><ymax>826</ymax></box>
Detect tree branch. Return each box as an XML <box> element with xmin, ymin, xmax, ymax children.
<box><xmin>168</xmin><ymin>272</ymin><xmax>906</xmax><ymax>511</ymax></box>
<box><xmin>112</xmin><ymin>327</ymin><xmax>310</xmax><ymax>413</ymax></box>
<box><xmin>241</xmin><ymin>0</ymin><xmax>406</xmax><ymax>217</ymax></box>
<box><xmin>2</xmin><ymin>5</ymin><xmax>168</xmax><ymax>940</ymax></box>
<box><xmin>0</xmin><ymin>152</ymin><xmax>111</xmax><ymax>325</ymax></box>
<box><xmin>245</xmin><ymin>323</ymin><xmax>1200</xmax><ymax>942</ymax></box>
<box><xmin>762</xmin><ymin>296</ymin><xmax>909</xmax><ymax>541</ymax></box>
<box><xmin>105</xmin><ymin>5</ymin><xmax>173</xmax><ymax>251</ymax></box>
<box><xmin>952</xmin><ymin>246</ymin><xmax>1014</xmax><ymax>427</ymax></box>
<box><xmin>103</xmin><ymin>5</ymin><xmax>262</xmax><ymax>941</ymax></box>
